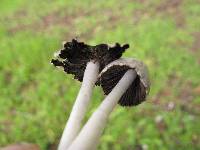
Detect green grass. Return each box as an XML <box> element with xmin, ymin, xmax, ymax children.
<box><xmin>0</xmin><ymin>0</ymin><xmax>200</xmax><ymax>149</ymax></box>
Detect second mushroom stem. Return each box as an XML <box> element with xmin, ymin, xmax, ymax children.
<box><xmin>58</xmin><ymin>61</ymin><xmax>100</xmax><ymax>150</ymax></box>
<box><xmin>68</xmin><ymin>69</ymin><xmax>137</xmax><ymax>150</ymax></box>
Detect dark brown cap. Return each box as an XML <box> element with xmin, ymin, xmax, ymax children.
<box><xmin>96</xmin><ymin>58</ymin><xmax>150</xmax><ymax>106</ymax></box>
<box><xmin>51</xmin><ymin>39</ymin><xmax>129</xmax><ymax>81</ymax></box>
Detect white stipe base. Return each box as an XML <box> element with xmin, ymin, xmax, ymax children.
<box><xmin>68</xmin><ymin>69</ymin><xmax>137</xmax><ymax>150</ymax></box>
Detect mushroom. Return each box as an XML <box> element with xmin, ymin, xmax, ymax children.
<box><xmin>97</xmin><ymin>58</ymin><xmax>150</xmax><ymax>106</ymax></box>
<box><xmin>67</xmin><ymin>58</ymin><xmax>150</xmax><ymax>150</ymax></box>
<box><xmin>51</xmin><ymin>39</ymin><xmax>129</xmax><ymax>150</ymax></box>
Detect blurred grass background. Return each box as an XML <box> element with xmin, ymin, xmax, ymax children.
<box><xmin>0</xmin><ymin>0</ymin><xmax>200</xmax><ymax>149</ymax></box>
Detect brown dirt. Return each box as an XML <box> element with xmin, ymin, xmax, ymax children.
<box><xmin>3</xmin><ymin>71</ymin><xmax>12</xmax><ymax>85</ymax></box>
<box><xmin>193</xmin><ymin>86</ymin><xmax>200</xmax><ymax>96</ymax></box>
<box><xmin>132</xmin><ymin>0</ymin><xmax>153</xmax><ymax>25</ymax></box>
<box><xmin>151</xmin><ymin>72</ymin><xmax>200</xmax><ymax>115</ymax></box>
<box><xmin>6</xmin><ymin>8</ymin><xmax>112</xmax><ymax>41</ymax></box>
<box><xmin>132</xmin><ymin>0</ymin><xmax>185</xmax><ymax>27</ymax></box>
<box><xmin>156</xmin><ymin>0</ymin><xmax>185</xmax><ymax>27</ymax></box>
<box><xmin>138</xmin><ymin>0</ymin><xmax>147</xmax><ymax>3</ymax></box>
<box><xmin>156</xmin><ymin>0</ymin><xmax>182</xmax><ymax>12</ymax></box>
<box><xmin>0</xmin><ymin>120</ymin><xmax>12</xmax><ymax>134</ymax></box>
<box><xmin>191</xmin><ymin>32</ymin><xmax>200</xmax><ymax>52</ymax></box>
<box><xmin>46</xmin><ymin>143</ymin><xmax>58</xmax><ymax>150</ymax></box>
<box><xmin>0</xmin><ymin>143</ymin><xmax>40</xmax><ymax>150</ymax></box>
<box><xmin>7</xmin><ymin>10</ymin><xmax>75</xmax><ymax>34</ymax></box>
<box><xmin>2</xmin><ymin>9</ymin><xmax>27</xmax><ymax>22</ymax></box>
<box><xmin>190</xmin><ymin>32</ymin><xmax>200</xmax><ymax>64</ymax></box>
<box><xmin>152</xmin><ymin>88</ymin><xmax>172</xmax><ymax>104</ymax></box>
<box><xmin>178</xmin><ymin>81</ymin><xmax>194</xmax><ymax>103</ymax></box>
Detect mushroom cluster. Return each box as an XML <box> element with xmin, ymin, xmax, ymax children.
<box><xmin>51</xmin><ymin>39</ymin><xmax>150</xmax><ymax>150</ymax></box>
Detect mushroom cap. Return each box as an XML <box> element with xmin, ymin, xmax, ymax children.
<box><xmin>51</xmin><ymin>39</ymin><xmax>129</xmax><ymax>81</ymax></box>
<box><xmin>96</xmin><ymin>58</ymin><xmax>150</xmax><ymax>106</ymax></box>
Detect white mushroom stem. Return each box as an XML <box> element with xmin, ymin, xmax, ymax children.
<box><xmin>68</xmin><ymin>69</ymin><xmax>137</xmax><ymax>150</ymax></box>
<box><xmin>58</xmin><ymin>61</ymin><xmax>100</xmax><ymax>150</ymax></box>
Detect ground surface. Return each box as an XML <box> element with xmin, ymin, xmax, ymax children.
<box><xmin>0</xmin><ymin>0</ymin><xmax>200</xmax><ymax>150</ymax></box>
